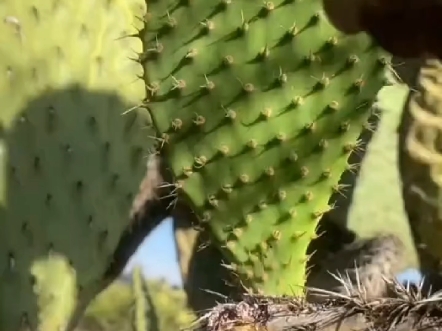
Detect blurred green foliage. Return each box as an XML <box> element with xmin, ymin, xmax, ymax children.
<box><xmin>76</xmin><ymin>273</ymin><xmax>195</xmax><ymax>331</ymax></box>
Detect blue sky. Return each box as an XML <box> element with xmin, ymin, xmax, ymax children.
<box><xmin>123</xmin><ymin>218</ymin><xmax>423</xmax><ymax>287</ymax></box>
<box><xmin>123</xmin><ymin>217</ymin><xmax>183</xmax><ymax>286</ymax></box>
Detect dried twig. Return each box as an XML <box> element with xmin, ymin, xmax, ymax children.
<box><xmin>191</xmin><ymin>275</ymin><xmax>442</xmax><ymax>331</ymax></box>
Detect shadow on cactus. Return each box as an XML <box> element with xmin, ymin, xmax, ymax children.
<box><xmin>0</xmin><ymin>86</ymin><xmax>168</xmax><ymax>331</ymax></box>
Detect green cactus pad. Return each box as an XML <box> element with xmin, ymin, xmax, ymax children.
<box><xmin>142</xmin><ymin>0</ymin><xmax>388</xmax><ymax>295</ymax></box>
<box><xmin>0</xmin><ymin>0</ymin><xmax>152</xmax><ymax>330</ymax></box>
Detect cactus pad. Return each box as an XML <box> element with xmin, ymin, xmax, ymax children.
<box><xmin>142</xmin><ymin>0</ymin><xmax>388</xmax><ymax>295</ymax></box>
<box><xmin>0</xmin><ymin>0</ymin><xmax>151</xmax><ymax>330</ymax></box>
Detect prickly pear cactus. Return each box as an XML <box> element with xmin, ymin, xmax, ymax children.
<box><xmin>141</xmin><ymin>0</ymin><xmax>389</xmax><ymax>295</ymax></box>
<box><xmin>0</xmin><ymin>0</ymin><xmax>152</xmax><ymax>330</ymax></box>
<box><xmin>398</xmin><ymin>58</ymin><xmax>442</xmax><ymax>272</ymax></box>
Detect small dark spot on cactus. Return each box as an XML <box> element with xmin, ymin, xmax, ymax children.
<box><xmin>326</xmin><ymin>36</ymin><xmax>339</xmax><ymax>47</ymax></box>
<box><xmin>179</xmin><ymin>0</ymin><xmax>192</xmax><ymax>6</ymax></box>
<box><xmin>265</xmin><ymin>167</ymin><xmax>275</xmax><ymax>176</ymax></box>
<box><xmin>221</xmin><ymin>183</ymin><xmax>233</xmax><ymax>194</ymax></box>
<box><xmin>19</xmin><ymin>115</ymin><xmax>28</xmax><ymax>123</ymax></box>
<box><xmin>9</xmin><ymin>166</ymin><xmax>16</xmax><ymax>178</ymax></box>
<box><xmin>317</xmin><ymin>139</ymin><xmax>328</xmax><ymax>150</ymax></box>
<box><xmin>276</xmin><ymin>133</ymin><xmax>287</xmax><ymax>142</ymax></box>
<box><xmin>244</xmin><ymin>214</ymin><xmax>253</xmax><ymax>224</ymax></box>
<box><xmin>247</xmin><ymin>139</ymin><xmax>258</xmax><ymax>149</ymax></box>
<box><xmin>289</xmin><ymin>208</ymin><xmax>297</xmax><ymax>219</ymax></box>
<box><xmin>226</xmin><ymin>241</ymin><xmax>236</xmax><ymax>250</ymax></box>
<box><xmin>182</xmin><ymin>166</ymin><xmax>193</xmax><ymax>177</ymax></box>
<box><xmin>165</xmin><ymin>15</ymin><xmax>177</xmax><ymax>30</ymax></box>
<box><xmin>300</xmin><ymin>166</ymin><xmax>309</xmax><ymax>178</ymax></box>
<box><xmin>65</xmin><ymin>144</ymin><xmax>73</xmax><ymax>154</ymax></box>
<box><xmin>222</xmin><ymin>55</ymin><xmax>234</xmax><ymax>67</ymax></box>
<box><xmin>343</xmin><ymin>143</ymin><xmax>356</xmax><ymax>153</ymax></box>
<box><xmin>45</xmin><ymin>194</ymin><xmax>52</xmax><ymax>206</ymax></box>
<box><xmin>288</xmin><ymin>150</ymin><xmax>298</xmax><ymax>162</ymax></box>
<box><xmin>276</xmin><ymin>69</ymin><xmax>288</xmax><ymax>86</ymax></box>
<box><xmin>303</xmin><ymin>52</ymin><xmax>320</xmax><ymax>66</ymax></box>
<box><xmin>346</xmin><ymin>55</ymin><xmax>359</xmax><ymax>67</ymax></box>
<box><xmin>308</xmin><ymin>12</ymin><xmax>322</xmax><ymax>26</ymax></box>
<box><xmin>218</xmin><ymin>145</ymin><xmax>230</xmax><ymax>156</ymax></box>
<box><xmin>98</xmin><ymin>230</ymin><xmax>109</xmax><ymax>250</ymax></box>
<box><xmin>314</xmin><ymin>75</ymin><xmax>330</xmax><ymax>90</ymax></box>
<box><xmin>277</xmin><ymin>190</ymin><xmax>287</xmax><ymax>201</ymax></box>
<box><xmin>111</xmin><ymin>174</ymin><xmax>119</xmax><ymax>188</ymax></box>
<box><xmin>287</xmin><ymin>23</ymin><xmax>298</xmax><ymax>38</ymax></box>
<box><xmin>87</xmin><ymin>215</ymin><xmax>93</xmax><ymax>226</ymax></box>
<box><xmin>76</xmin><ymin>180</ymin><xmax>84</xmax><ymax>192</ymax></box>
<box><xmin>239</xmin><ymin>174</ymin><xmax>250</xmax><ymax>183</ymax></box>
<box><xmin>242</xmin><ymin>83</ymin><xmax>255</xmax><ymax>93</ymax></box>
<box><xmin>321</xmin><ymin>169</ymin><xmax>331</xmax><ymax>179</ymax></box>
<box><xmin>352</xmin><ymin>78</ymin><xmax>365</xmax><ymax>91</ymax></box>
<box><xmin>302</xmin><ymin>191</ymin><xmax>314</xmax><ymax>202</ymax></box>
<box><xmin>20</xmin><ymin>312</ymin><xmax>31</xmax><ymax>329</ymax></box>
<box><xmin>233</xmin><ymin>227</ymin><xmax>243</xmax><ymax>238</ymax></box>
<box><xmin>377</xmin><ymin>56</ymin><xmax>389</xmax><ymax>68</ymax></box>
<box><xmin>258</xmin><ymin>2</ymin><xmax>275</xmax><ymax>17</ymax></box>
<box><xmin>207</xmin><ymin>195</ymin><xmax>219</xmax><ymax>208</ymax></box>
<box><xmin>304</xmin><ymin>122</ymin><xmax>316</xmax><ymax>133</ymax></box>
<box><xmin>258</xmin><ymin>46</ymin><xmax>270</xmax><ymax>60</ymax></box>
<box><xmin>260</xmin><ymin>107</ymin><xmax>272</xmax><ymax>119</ymax></box>
<box><xmin>33</xmin><ymin>156</ymin><xmax>41</xmax><ymax>171</ymax></box>
<box><xmin>88</xmin><ymin>116</ymin><xmax>97</xmax><ymax>130</ymax></box>
<box><xmin>201</xmin><ymin>211</ymin><xmax>212</xmax><ymax>222</ymax></box>
<box><xmin>224</xmin><ymin>108</ymin><xmax>237</xmax><ymax>120</ymax></box>
<box><xmin>126</xmin><ymin>193</ymin><xmax>134</xmax><ymax>202</ymax></box>
<box><xmin>339</xmin><ymin>122</ymin><xmax>350</xmax><ymax>132</ymax></box>
<box><xmin>185</xmin><ymin>48</ymin><xmax>198</xmax><ymax>60</ymax></box>
<box><xmin>31</xmin><ymin>6</ymin><xmax>39</xmax><ymax>20</ymax></box>
<box><xmin>291</xmin><ymin>96</ymin><xmax>304</xmax><ymax>108</ymax></box>
<box><xmin>312</xmin><ymin>210</ymin><xmax>325</xmax><ymax>219</ymax></box>
<box><xmin>200</xmin><ymin>19</ymin><xmax>215</xmax><ymax>34</ymax></box>
<box><xmin>193</xmin><ymin>156</ymin><xmax>207</xmax><ymax>168</ymax></box>
<box><xmin>8</xmin><ymin>251</ymin><xmax>15</xmax><ymax>269</ymax></box>
<box><xmin>79</xmin><ymin>24</ymin><xmax>88</xmax><ymax>38</ymax></box>
<box><xmin>21</xmin><ymin>222</ymin><xmax>28</xmax><ymax>232</ymax></box>
<box><xmin>327</xmin><ymin>101</ymin><xmax>339</xmax><ymax>112</ymax></box>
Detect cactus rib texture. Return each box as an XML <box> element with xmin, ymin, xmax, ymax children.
<box><xmin>0</xmin><ymin>0</ymin><xmax>153</xmax><ymax>330</ymax></box>
<box><xmin>141</xmin><ymin>0</ymin><xmax>388</xmax><ymax>295</ymax></box>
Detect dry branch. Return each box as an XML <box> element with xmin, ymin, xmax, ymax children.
<box><xmin>191</xmin><ymin>278</ymin><xmax>442</xmax><ymax>331</ymax></box>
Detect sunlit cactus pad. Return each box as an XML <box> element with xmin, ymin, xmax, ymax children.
<box><xmin>142</xmin><ymin>0</ymin><xmax>388</xmax><ymax>295</ymax></box>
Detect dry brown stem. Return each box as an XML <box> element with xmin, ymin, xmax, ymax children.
<box><xmin>191</xmin><ymin>277</ymin><xmax>442</xmax><ymax>331</ymax></box>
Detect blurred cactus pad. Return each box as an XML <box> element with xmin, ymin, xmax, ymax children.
<box><xmin>141</xmin><ymin>0</ymin><xmax>389</xmax><ymax>295</ymax></box>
